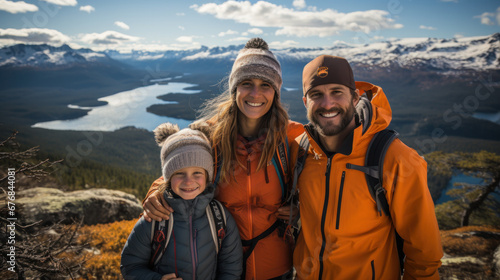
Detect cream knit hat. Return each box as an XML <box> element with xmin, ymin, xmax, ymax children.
<box><xmin>154</xmin><ymin>123</ymin><xmax>213</xmax><ymax>182</ymax></box>
<box><xmin>229</xmin><ymin>37</ymin><xmax>282</xmax><ymax>97</ymax></box>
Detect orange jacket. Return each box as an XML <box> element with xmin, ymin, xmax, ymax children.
<box><xmin>145</xmin><ymin>121</ymin><xmax>304</xmax><ymax>280</ymax></box>
<box><xmin>292</xmin><ymin>82</ymin><xmax>443</xmax><ymax>280</ymax></box>
<box><xmin>216</xmin><ymin>120</ymin><xmax>303</xmax><ymax>279</ymax></box>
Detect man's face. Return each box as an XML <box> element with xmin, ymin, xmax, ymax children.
<box><xmin>303</xmin><ymin>83</ymin><xmax>359</xmax><ymax>136</ymax></box>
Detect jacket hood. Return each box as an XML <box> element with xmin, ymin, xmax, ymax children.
<box><xmin>163</xmin><ymin>184</ymin><xmax>215</xmax><ymax>221</ymax></box>
<box><xmin>354</xmin><ymin>81</ymin><xmax>392</xmax><ymax>137</ymax></box>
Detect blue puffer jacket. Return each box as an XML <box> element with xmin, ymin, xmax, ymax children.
<box><xmin>121</xmin><ymin>185</ymin><xmax>243</xmax><ymax>280</ymax></box>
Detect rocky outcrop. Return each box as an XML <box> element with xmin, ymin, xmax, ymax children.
<box><xmin>494</xmin><ymin>246</ymin><xmax>500</xmax><ymax>279</ymax></box>
<box><xmin>5</xmin><ymin>187</ymin><xmax>143</xmax><ymax>226</ymax></box>
<box><xmin>439</xmin><ymin>227</ymin><xmax>500</xmax><ymax>280</ymax></box>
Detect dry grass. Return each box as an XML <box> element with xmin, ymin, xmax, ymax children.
<box><xmin>439</xmin><ymin>226</ymin><xmax>500</xmax><ymax>280</ymax></box>
<box><xmin>74</xmin><ymin>218</ymin><xmax>138</xmax><ymax>280</ymax></box>
<box><xmin>441</xmin><ymin>226</ymin><xmax>500</xmax><ymax>257</ymax></box>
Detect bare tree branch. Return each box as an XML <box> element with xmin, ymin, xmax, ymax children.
<box><xmin>0</xmin><ymin>131</ymin><xmax>63</xmax><ymax>184</ymax></box>
<box><xmin>0</xmin><ymin>132</ymin><xmax>90</xmax><ymax>279</ymax></box>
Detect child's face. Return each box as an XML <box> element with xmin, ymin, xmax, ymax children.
<box><xmin>170</xmin><ymin>166</ymin><xmax>207</xmax><ymax>200</ymax></box>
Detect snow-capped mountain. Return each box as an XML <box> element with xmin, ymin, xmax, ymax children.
<box><xmin>1</xmin><ymin>33</ymin><xmax>498</xmax><ymax>73</ymax></box>
<box><xmin>0</xmin><ymin>44</ymin><xmax>112</xmax><ymax>67</ymax></box>
<box><xmin>283</xmin><ymin>33</ymin><xmax>499</xmax><ymax>71</ymax></box>
<box><xmin>103</xmin><ymin>33</ymin><xmax>500</xmax><ymax>73</ymax></box>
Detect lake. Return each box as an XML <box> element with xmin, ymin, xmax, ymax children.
<box><xmin>435</xmin><ymin>173</ymin><xmax>484</xmax><ymax>205</ymax></box>
<box><xmin>472</xmin><ymin>111</ymin><xmax>500</xmax><ymax>125</ymax></box>
<box><xmin>32</xmin><ymin>82</ymin><xmax>200</xmax><ymax>131</ymax></box>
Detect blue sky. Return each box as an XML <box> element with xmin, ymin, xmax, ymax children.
<box><xmin>0</xmin><ymin>0</ymin><xmax>499</xmax><ymax>52</ymax></box>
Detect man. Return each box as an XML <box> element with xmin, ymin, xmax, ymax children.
<box><xmin>292</xmin><ymin>55</ymin><xmax>443</xmax><ymax>279</ymax></box>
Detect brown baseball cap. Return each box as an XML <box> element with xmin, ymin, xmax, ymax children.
<box><xmin>302</xmin><ymin>55</ymin><xmax>355</xmax><ymax>96</ymax></box>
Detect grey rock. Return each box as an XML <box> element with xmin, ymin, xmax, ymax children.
<box><xmin>494</xmin><ymin>245</ymin><xmax>500</xmax><ymax>279</ymax></box>
<box><xmin>6</xmin><ymin>187</ymin><xmax>143</xmax><ymax>225</ymax></box>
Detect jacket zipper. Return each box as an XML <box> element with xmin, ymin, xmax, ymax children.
<box><xmin>194</xmin><ymin>229</ymin><xmax>198</xmax><ymax>268</ymax></box>
<box><xmin>336</xmin><ymin>171</ymin><xmax>346</xmax><ymax>229</ymax></box>
<box><xmin>318</xmin><ymin>156</ymin><xmax>332</xmax><ymax>280</ymax></box>
<box><xmin>371</xmin><ymin>260</ymin><xmax>375</xmax><ymax>280</ymax></box>
<box><xmin>189</xmin><ymin>215</ymin><xmax>196</xmax><ymax>280</ymax></box>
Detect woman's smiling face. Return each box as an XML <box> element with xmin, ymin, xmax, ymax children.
<box><xmin>236</xmin><ymin>78</ymin><xmax>275</xmax><ymax>122</ymax></box>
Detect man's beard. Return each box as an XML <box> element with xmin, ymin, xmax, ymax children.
<box><xmin>308</xmin><ymin>102</ymin><xmax>356</xmax><ymax>137</ymax></box>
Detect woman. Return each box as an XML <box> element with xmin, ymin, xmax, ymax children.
<box><xmin>143</xmin><ymin>38</ymin><xmax>303</xmax><ymax>280</ymax></box>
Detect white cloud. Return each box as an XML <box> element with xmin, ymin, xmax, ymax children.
<box><xmin>293</xmin><ymin>0</ymin><xmax>306</xmax><ymax>9</ymax></box>
<box><xmin>226</xmin><ymin>36</ymin><xmax>249</xmax><ymax>42</ymax></box>
<box><xmin>40</xmin><ymin>0</ymin><xmax>77</xmax><ymax>6</ymax></box>
<box><xmin>218</xmin><ymin>29</ymin><xmax>238</xmax><ymax>37</ymax></box>
<box><xmin>103</xmin><ymin>42</ymin><xmax>201</xmax><ymax>53</ymax></box>
<box><xmin>420</xmin><ymin>25</ymin><xmax>436</xmax><ymax>30</ymax></box>
<box><xmin>0</xmin><ymin>28</ymin><xmax>70</xmax><ymax>45</ymax></box>
<box><xmin>440</xmin><ymin>0</ymin><xmax>458</xmax><ymax>3</ymax></box>
<box><xmin>176</xmin><ymin>12</ymin><xmax>185</xmax><ymax>16</ymax></box>
<box><xmin>80</xmin><ymin>31</ymin><xmax>140</xmax><ymax>45</ymax></box>
<box><xmin>79</xmin><ymin>5</ymin><xmax>94</xmax><ymax>13</ymax></box>
<box><xmin>476</xmin><ymin>12</ymin><xmax>495</xmax><ymax>25</ymax></box>
<box><xmin>114</xmin><ymin>21</ymin><xmax>130</xmax><ymax>30</ymax></box>
<box><xmin>176</xmin><ymin>36</ymin><xmax>194</xmax><ymax>43</ymax></box>
<box><xmin>191</xmin><ymin>1</ymin><xmax>403</xmax><ymax>38</ymax></box>
<box><xmin>475</xmin><ymin>7</ymin><xmax>500</xmax><ymax>25</ymax></box>
<box><xmin>0</xmin><ymin>0</ymin><xmax>38</xmax><ymax>14</ymax></box>
<box><xmin>269</xmin><ymin>40</ymin><xmax>299</xmax><ymax>49</ymax></box>
<box><xmin>247</xmin><ymin>28</ymin><xmax>263</xmax><ymax>34</ymax></box>
<box><xmin>178</xmin><ymin>26</ymin><xmax>185</xmax><ymax>30</ymax></box>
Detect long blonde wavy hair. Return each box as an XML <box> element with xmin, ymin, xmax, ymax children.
<box><xmin>193</xmin><ymin>84</ymin><xmax>289</xmax><ymax>183</ymax></box>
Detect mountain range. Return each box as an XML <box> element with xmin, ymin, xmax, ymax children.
<box><xmin>0</xmin><ymin>44</ymin><xmax>113</xmax><ymax>68</ymax></box>
<box><xmin>110</xmin><ymin>33</ymin><xmax>500</xmax><ymax>73</ymax></box>
<box><xmin>1</xmin><ymin>33</ymin><xmax>498</xmax><ymax>74</ymax></box>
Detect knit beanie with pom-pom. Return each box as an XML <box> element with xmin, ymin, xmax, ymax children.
<box><xmin>154</xmin><ymin>123</ymin><xmax>213</xmax><ymax>182</ymax></box>
<box><xmin>229</xmin><ymin>37</ymin><xmax>282</xmax><ymax>97</ymax></box>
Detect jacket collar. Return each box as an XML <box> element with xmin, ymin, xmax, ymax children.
<box><xmin>163</xmin><ymin>185</ymin><xmax>215</xmax><ymax>221</ymax></box>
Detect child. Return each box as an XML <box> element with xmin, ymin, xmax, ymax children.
<box><xmin>121</xmin><ymin>123</ymin><xmax>243</xmax><ymax>280</ymax></box>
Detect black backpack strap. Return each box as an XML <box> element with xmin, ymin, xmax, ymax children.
<box><xmin>149</xmin><ymin>217</ymin><xmax>174</xmax><ymax>269</ymax></box>
<box><xmin>368</xmin><ymin>129</ymin><xmax>405</xmax><ymax>275</ymax></box>
<box><xmin>206</xmin><ymin>199</ymin><xmax>227</xmax><ymax>253</ymax></box>
<box><xmin>287</xmin><ymin>134</ymin><xmax>309</xmax><ymax>205</ymax></box>
<box><xmin>240</xmin><ymin>219</ymin><xmax>284</xmax><ymax>278</ymax></box>
<box><xmin>346</xmin><ymin>129</ymin><xmax>398</xmax><ymax>216</ymax></box>
<box><xmin>271</xmin><ymin>137</ymin><xmax>289</xmax><ymax>203</ymax></box>
<box><xmin>366</xmin><ymin>129</ymin><xmax>398</xmax><ymax>217</ymax></box>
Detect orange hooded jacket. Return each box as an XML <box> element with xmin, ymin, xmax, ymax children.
<box><xmin>145</xmin><ymin>121</ymin><xmax>304</xmax><ymax>280</ymax></box>
<box><xmin>292</xmin><ymin>81</ymin><xmax>443</xmax><ymax>280</ymax></box>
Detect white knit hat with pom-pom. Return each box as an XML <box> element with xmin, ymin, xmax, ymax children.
<box><xmin>154</xmin><ymin>123</ymin><xmax>213</xmax><ymax>182</ymax></box>
<box><xmin>229</xmin><ymin>37</ymin><xmax>282</xmax><ymax>97</ymax></box>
